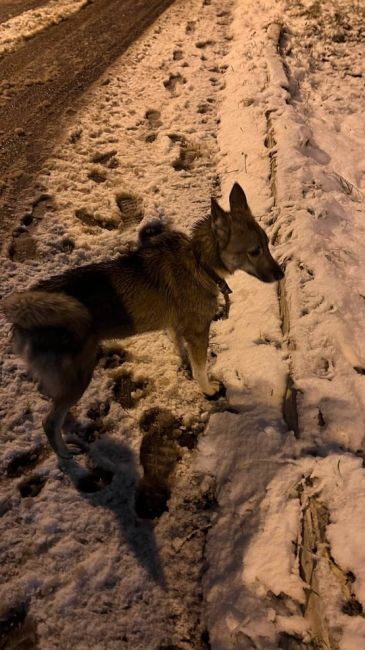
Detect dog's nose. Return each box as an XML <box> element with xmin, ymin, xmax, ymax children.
<box><xmin>274</xmin><ymin>266</ymin><xmax>285</xmax><ymax>281</ymax></box>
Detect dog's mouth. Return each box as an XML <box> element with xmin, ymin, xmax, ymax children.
<box><xmin>247</xmin><ymin>267</ymin><xmax>285</xmax><ymax>283</ymax></box>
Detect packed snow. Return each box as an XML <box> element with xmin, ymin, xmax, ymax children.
<box><xmin>0</xmin><ymin>0</ymin><xmax>364</xmax><ymax>648</ymax></box>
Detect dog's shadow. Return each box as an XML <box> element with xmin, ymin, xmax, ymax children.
<box><xmin>59</xmin><ymin>436</ymin><xmax>165</xmax><ymax>586</ymax></box>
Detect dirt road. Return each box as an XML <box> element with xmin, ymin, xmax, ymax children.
<box><xmin>0</xmin><ymin>0</ymin><xmax>48</xmax><ymax>24</ymax></box>
<box><xmin>0</xmin><ymin>0</ymin><xmax>174</xmax><ymax>249</ymax></box>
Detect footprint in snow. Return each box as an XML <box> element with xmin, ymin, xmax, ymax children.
<box><xmin>163</xmin><ymin>72</ymin><xmax>186</xmax><ymax>94</ymax></box>
<box><xmin>145</xmin><ymin>108</ymin><xmax>162</xmax><ymax>129</ymax></box>
<box><xmin>135</xmin><ymin>407</ymin><xmax>206</xmax><ymax>520</ymax></box>
<box><xmin>8</xmin><ymin>195</ymin><xmax>54</xmax><ymax>263</ymax></box>
<box><xmin>135</xmin><ymin>408</ymin><xmax>181</xmax><ymax>519</ymax></box>
<box><xmin>185</xmin><ymin>21</ymin><xmax>196</xmax><ymax>34</ymax></box>
<box><xmin>195</xmin><ymin>39</ymin><xmax>215</xmax><ymax>49</ymax></box>
<box><xmin>4</xmin><ymin>446</ymin><xmax>45</xmax><ymax>478</ymax></box>
<box><xmin>91</xmin><ymin>149</ymin><xmax>119</xmax><ymax>169</ymax></box>
<box><xmin>144</xmin><ymin>108</ymin><xmax>162</xmax><ymax>142</ymax></box>
<box><xmin>75</xmin><ymin>207</ymin><xmax>120</xmax><ymax>231</ymax></box>
<box><xmin>173</xmin><ymin>49</ymin><xmax>184</xmax><ymax>61</ymax></box>
<box><xmin>115</xmin><ymin>191</ymin><xmax>144</xmax><ymax>226</ymax></box>
<box><xmin>87</xmin><ymin>167</ymin><xmax>107</xmax><ymax>184</ymax></box>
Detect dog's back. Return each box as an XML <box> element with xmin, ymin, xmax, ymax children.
<box><xmin>2</xmin><ymin>223</ymin><xmax>210</xmax><ymax>374</ymax></box>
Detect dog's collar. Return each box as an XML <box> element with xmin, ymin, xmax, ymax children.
<box><xmin>202</xmin><ymin>265</ymin><xmax>232</xmax><ymax>320</ymax></box>
<box><xmin>202</xmin><ymin>265</ymin><xmax>232</xmax><ymax>296</ymax></box>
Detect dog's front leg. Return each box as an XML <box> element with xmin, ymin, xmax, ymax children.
<box><xmin>185</xmin><ymin>326</ymin><xmax>220</xmax><ymax>397</ymax></box>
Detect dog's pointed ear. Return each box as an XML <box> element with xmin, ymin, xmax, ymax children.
<box><xmin>211</xmin><ymin>197</ymin><xmax>231</xmax><ymax>247</ymax></box>
<box><xmin>229</xmin><ymin>183</ymin><xmax>250</xmax><ymax>215</ymax></box>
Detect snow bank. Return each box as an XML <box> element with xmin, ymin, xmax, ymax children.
<box><xmin>200</xmin><ymin>0</ymin><xmax>365</xmax><ymax>647</ymax></box>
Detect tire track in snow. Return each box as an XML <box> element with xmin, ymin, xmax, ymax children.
<box><xmin>196</xmin><ymin>4</ymin><xmax>306</xmax><ymax>647</ymax></box>
<box><xmin>265</xmin><ymin>19</ymin><xmax>340</xmax><ymax>650</ymax></box>
<box><xmin>263</xmin><ymin>77</ymin><xmax>300</xmax><ymax>437</ymax></box>
<box><xmin>263</xmin><ymin>4</ymin><xmax>365</xmax><ymax>648</ymax></box>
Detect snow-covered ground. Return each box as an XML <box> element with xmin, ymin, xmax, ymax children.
<box><xmin>0</xmin><ymin>0</ymin><xmax>365</xmax><ymax>648</ymax></box>
<box><xmin>201</xmin><ymin>1</ymin><xmax>365</xmax><ymax>648</ymax></box>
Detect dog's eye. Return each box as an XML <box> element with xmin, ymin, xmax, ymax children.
<box><xmin>248</xmin><ymin>247</ymin><xmax>261</xmax><ymax>257</ymax></box>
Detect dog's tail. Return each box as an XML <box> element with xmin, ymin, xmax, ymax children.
<box><xmin>138</xmin><ymin>218</ymin><xmax>169</xmax><ymax>245</ymax></box>
<box><xmin>2</xmin><ymin>290</ymin><xmax>91</xmax><ymax>340</ymax></box>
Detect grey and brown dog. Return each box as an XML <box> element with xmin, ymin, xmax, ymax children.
<box><xmin>2</xmin><ymin>183</ymin><xmax>283</xmax><ymax>458</ymax></box>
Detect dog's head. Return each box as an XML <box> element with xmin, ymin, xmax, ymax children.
<box><xmin>211</xmin><ymin>183</ymin><xmax>284</xmax><ymax>283</ymax></box>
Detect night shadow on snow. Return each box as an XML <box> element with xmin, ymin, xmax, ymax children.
<box><xmin>136</xmin><ymin>407</ymin><xmax>183</xmax><ymax>519</ymax></box>
<box><xmin>135</xmin><ymin>406</ymin><xmax>206</xmax><ymax>519</ymax></box>
<box><xmin>59</xmin><ymin>437</ymin><xmax>165</xmax><ymax>585</ymax></box>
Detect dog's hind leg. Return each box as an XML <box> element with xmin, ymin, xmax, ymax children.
<box><xmin>42</xmin><ymin>338</ymin><xmax>98</xmax><ymax>459</ymax></box>
<box><xmin>184</xmin><ymin>326</ymin><xmax>220</xmax><ymax>397</ymax></box>
<box><xmin>167</xmin><ymin>328</ymin><xmax>190</xmax><ymax>370</ymax></box>
<box><xmin>43</xmin><ymin>368</ymin><xmax>93</xmax><ymax>459</ymax></box>
<box><xmin>43</xmin><ymin>398</ymin><xmax>77</xmax><ymax>459</ymax></box>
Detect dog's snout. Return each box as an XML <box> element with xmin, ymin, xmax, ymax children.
<box><xmin>261</xmin><ymin>263</ymin><xmax>285</xmax><ymax>283</ymax></box>
<box><xmin>274</xmin><ymin>265</ymin><xmax>284</xmax><ymax>281</ymax></box>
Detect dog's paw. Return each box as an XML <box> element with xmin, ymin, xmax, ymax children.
<box><xmin>57</xmin><ymin>443</ymin><xmax>86</xmax><ymax>461</ymax></box>
<box><xmin>57</xmin><ymin>448</ymin><xmax>74</xmax><ymax>461</ymax></box>
<box><xmin>64</xmin><ymin>434</ymin><xmax>89</xmax><ymax>454</ymax></box>
<box><xmin>180</xmin><ymin>361</ymin><xmax>193</xmax><ymax>379</ymax></box>
<box><xmin>203</xmin><ymin>381</ymin><xmax>226</xmax><ymax>400</ymax></box>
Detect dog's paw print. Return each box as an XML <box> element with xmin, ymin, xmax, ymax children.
<box><xmin>113</xmin><ymin>372</ymin><xmax>148</xmax><ymax>409</ymax></box>
<box><xmin>169</xmin><ymin>134</ymin><xmax>200</xmax><ymax>172</ymax></box>
<box><xmin>98</xmin><ymin>345</ymin><xmax>127</xmax><ymax>369</ymax></box>
<box><xmin>144</xmin><ymin>109</ymin><xmax>162</xmax><ymax>143</ymax></box>
<box><xmin>18</xmin><ymin>473</ymin><xmax>47</xmax><ymax>498</ymax></box>
<box><xmin>298</xmin><ymin>262</ymin><xmax>315</xmax><ymax>284</ymax></box>
<box><xmin>195</xmin><ymin>39</ymin><xmax>215</xmax><ymax>49</ymax></box>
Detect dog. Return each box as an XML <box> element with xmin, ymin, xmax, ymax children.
<box><xmin>2</xmin><ymin>183</ymin><xmax>284</xmax><ymax>458</ymax></box>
